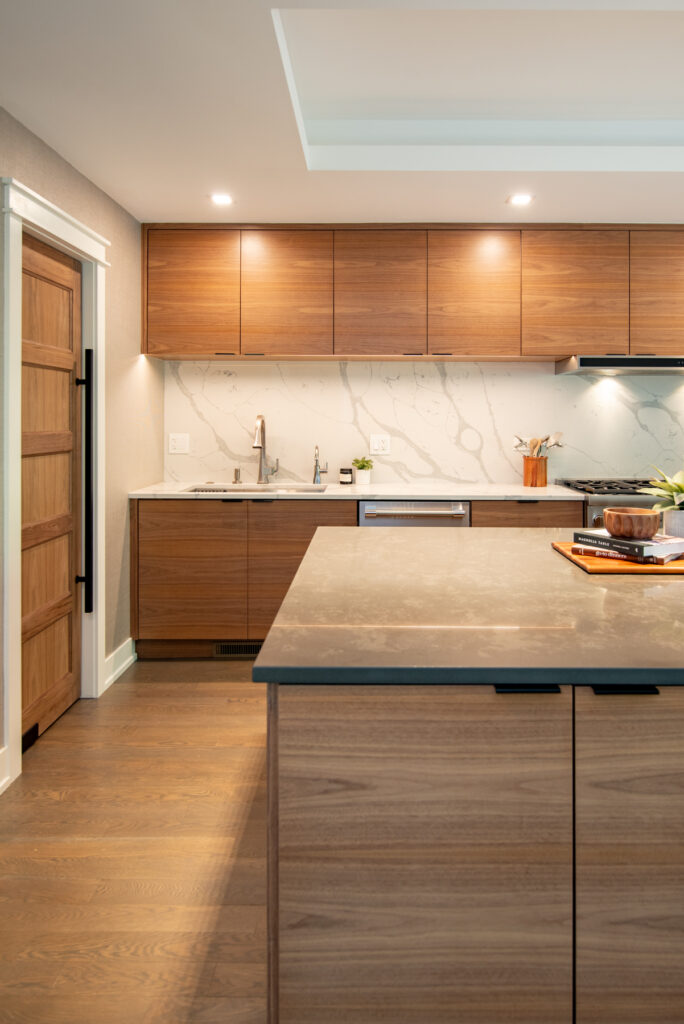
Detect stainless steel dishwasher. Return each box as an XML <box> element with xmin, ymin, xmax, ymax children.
<box><xmin>359</xmin><ymin>500</ymin><xmax>470</xmax><ymax>527</ymax></box>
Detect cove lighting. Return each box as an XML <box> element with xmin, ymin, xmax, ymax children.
<box><xmin>507</xmin><ymin>193</ymin><xmax>533</xmax><ymax>206</ymax></box>
<box><xmin>211</xmin><ymin>193</ymin><xmax>233</xmax><ymax>206</ymax></box>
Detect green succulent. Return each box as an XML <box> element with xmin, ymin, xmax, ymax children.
<box><xmin>352</xmin><ymin>457</ymin><xmax>373</xmax><ymax>471</ymax></box>
<box><xmin>638</xmin><ymin>467</ymin><xmax>684</xmax><ymax>511</ymax></box>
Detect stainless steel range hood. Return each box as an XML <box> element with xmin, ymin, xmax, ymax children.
<box><xmin>555</xmin><ymin>355</ymin><xmax>684</xmax><ymax>375</ymax></box>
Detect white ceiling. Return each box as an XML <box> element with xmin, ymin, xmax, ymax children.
<box><xmin>1</xmin><ymin>0</ymin><xmax>684</xmax><ymax>222</ymax></box>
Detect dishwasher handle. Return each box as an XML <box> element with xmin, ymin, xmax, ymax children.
<box><xmin>364</xmin><ymin>508</ymin><xmax>468</xmax><ymax>519</ymax></box>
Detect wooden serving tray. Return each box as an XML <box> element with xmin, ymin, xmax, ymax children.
<box><xmin>552</xmin><ymin>541</ymin><xmax>684</xmax><ymax>575</ymax></box>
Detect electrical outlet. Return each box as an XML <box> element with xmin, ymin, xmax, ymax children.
<box><xmin>370</xmin><ymin>434</ymin><xmax>391</xmax><ymax>455</ymax></box>
<box><xmin>168</xmin><ymin>432</ymin><xmax>190</xmax><ymax>454</ymax></box>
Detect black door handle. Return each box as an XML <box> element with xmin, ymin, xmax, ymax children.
<box><xmin>75</xmin><ymin>348</ymin><xmax>93</xmax><ymax>613</ymax></box>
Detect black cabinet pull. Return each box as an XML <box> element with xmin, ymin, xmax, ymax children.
<box><xmin>494</xmin><ymin>684</ymin><xmax>561</xmax><ymax>694</ymax></box>
<box><xmin>591</xmin><ymin>684</ymin><xmax>660</xmax><ymax>695</ymax></box>
<box><xmin>516</xmin><ymin>499</ymin><xmax>540</xmax><ymax>504</ymax></box>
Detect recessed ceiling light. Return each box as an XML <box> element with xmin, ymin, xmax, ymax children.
<box><xmin>507</xmin><ymin>193</ymin><xmax>534</xmax><ymax>207</ymax></box>
<box><xmin>211</xmin><ymin>193</ymin><xmax>233</xmax><ymax>206</ymax></box>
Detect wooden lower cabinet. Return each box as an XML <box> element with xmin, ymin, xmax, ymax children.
<box><xmin>135</xmin><ymin>500</ymin><xmax>248</xmax><ymax>639</ymax></box>
<box><xmin>248</xmin><ymin>499</ymin><xmax>357</xmax><ymax>639</ymax></box>
<box><xmin>132</xmin><ymin>498</ymin><xmax>358</xmax><ymax>645</ymax></box>
<box><xmin>575</xmin><ymin>686</ymin><xmax>684</xmax><ymax>1024</ymax></box>
<box><xmin>471</xmin><ymin>499</ymin><xmax>584</xmax><ymax>527</ymax></box>
<box><xmin>272</xmin><ymin>684</ymin><xmax>573</xmax><ymax>1024</ymax></box>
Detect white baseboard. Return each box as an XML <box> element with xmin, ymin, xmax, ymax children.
<box><xmin>102</xmin><ymin>637</ymin><xmax>137</xmax><ymax>693</ymax></box>
<box><xmin>0</xmin><ymin>746</ymin><xmax>11</xmax><ymax>796</ymax></box>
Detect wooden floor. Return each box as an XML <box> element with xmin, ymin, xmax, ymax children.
<box><xmin>0</xmin><ymin>660</ymin><xmax>267</xmax><ymax>1024</ymax></box>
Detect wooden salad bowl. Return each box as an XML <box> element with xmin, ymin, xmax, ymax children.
<box><xmin>603</xmin><ymin>506</ymin><xmax>660</xmax><ymax>539</ymax></box>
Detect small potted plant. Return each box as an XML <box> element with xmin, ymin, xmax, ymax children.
<box><xmin>639</xmin><ymin>467</ymin><xmax>684</xmax><ymax>536</ymax></box>
<box><xmin>352</xmin><ymin>456</ymin><xmax>373</xmax><ymax>486</ymax></box>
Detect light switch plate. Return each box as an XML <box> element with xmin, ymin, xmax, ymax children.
<box><xmin>168</xmin><ymin>432</ymin><xmax>190</xmax><ymax>454</ymax></box>
<box><xmin>370</xmin><ymin>434</ymin><xmax>391</xmax><ymax>455</ymax></box>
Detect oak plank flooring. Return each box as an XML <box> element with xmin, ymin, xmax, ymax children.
<box><xmin>0</xmin><ymin>660</ymin><xmax>267</xmax><ymax>1024</ymax></box>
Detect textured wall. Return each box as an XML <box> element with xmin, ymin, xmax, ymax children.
<box><xmin>165</xmin><ymin>360</ymin><xmax>684</xmax><ymax>485</ymax></box>
<box><xmin>0</xmin><ymin>107</ymin><xmax>164</xmax><ymax>655</ymax></box>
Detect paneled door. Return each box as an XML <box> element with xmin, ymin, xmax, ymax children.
<box><xmin>21</xmin><ymin>234</ymin><xmax>82</xmax><ymax>738</ymax></box>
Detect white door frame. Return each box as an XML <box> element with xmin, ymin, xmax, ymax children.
<box><xmin>1</xmin><ymin>178</ymin><xmax>110</xmax><ymax>793</ymax></box>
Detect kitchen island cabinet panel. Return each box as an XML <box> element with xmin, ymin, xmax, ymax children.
<box><xmin>428</xmin><ymin>230</ymin><xmax>521</xmax><ymax>356</ymax></box>
<box><xmin>248</xmin><ymin>499</ymin><xmax>357</xmax><ymax>639</ymax></box>
<box><xmin>522</xmin><ymin>230</ymin><xmax>629</xmax><ymax>357</ymax></box>
<box><xmin>630</xmin><ymin>230</ymin><xmax>684</xmax><ymax>355</ymax></box>
<box><xmin>334</xmin><ymin>230</ymin><xmax>427</xmax><ymax>356</ymax></box>
<box><xmin>576</xmin><ymin>686</ymin><xmax>684</xmax><ymax>1024</ymax></box>
<box><xmin>145</xmin><ymin>228</ymin><xmax>241</xmax><ymax>356</ymax></box>
<box><xmin>272</xmin><ymin>684</ymin><xmax>573</xmax><ymax>1024</ymax></box>
<box><xmin>241</xmin><ymin>230</ymin><xmax>333</xmax><ymax>357</ymax></box>
<box><xmin>136</xmin><ymin>500</ymin><xmax>247</xmax><ymax>639</ymax></box>
<box><xmin>471</xmin><ymin>499</ymin><xmax>583</xmax><ymax>527</ymax></box>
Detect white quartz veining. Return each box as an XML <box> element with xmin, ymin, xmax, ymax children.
<box><xmin>163</xmin><ymin>360</ymin><xmax>684</xmax><ymax>487</ymax></box>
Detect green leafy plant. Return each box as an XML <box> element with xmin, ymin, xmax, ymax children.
<box><xmin>639</xmin><ymin>467</ymin><xmax>684</xmax><ymax>510</ymax></box>
<box><xmin>352</xmin><ymin>456</ymin><xmax>373</xmax><ymax>471</ymax></box>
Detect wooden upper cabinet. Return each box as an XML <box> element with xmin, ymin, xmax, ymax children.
<box><xmin>522</xmin><ymin>230</ymin><xmax>629</xmax><ymax>357</ymax></box>
<box><xmin>428</xmin><ymin>231</ymin><xmax>521</xmax><ymax>356</ymax></box>
<box><xmin>334</xmin><ymin>230</ymin><xmax>427</xmax><ymax>356</ymax></box>
<box><xmin>240</xmin><ymin>231</ymin><xmax>333</xmax><ymax>356</ymax></box>
<box><xmin>145</xmin><ymin>228</ymin><xmax>240</xmax><ymax>357</ymax></box>
<box><xmin>630</xmin><ymin>230</ymin><xmax>684</xmax><ymax>355</ymax></box>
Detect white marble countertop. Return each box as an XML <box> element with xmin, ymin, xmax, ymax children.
<box><xmin>129</xmin><ymin>480</ymin><xmax>585</xmax><ymax>501</ymax></box>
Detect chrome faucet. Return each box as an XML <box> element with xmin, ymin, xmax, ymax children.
<box><xmin>252</xmin><ymin>414</ymin><xmax>279</xmax><ymax>484</ymax></box>
<box><xmin>313</xmin><ymin>445</ymin><xmax>328</xmax><ymax>485</ymax></box>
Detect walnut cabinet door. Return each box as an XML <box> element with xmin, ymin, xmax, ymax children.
<box><xmin>576</xmin><ymin>686</ymin><xmax>684</xmax><ymax>1024</ymax></box>
<box><xmin>273</xmin><ymin>684</ymin><xmax>573</xmax><ymax>1024</ymax></box>
<box><xmin>136</xmin><ymin>500</ymin><xmax>248</xmax><ymax>639</ymax></box>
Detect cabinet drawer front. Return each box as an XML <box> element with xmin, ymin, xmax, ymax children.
<box><xmin>471</xmin><ymin>500</ymin><xmax>583</xmax><ymax>527</ymax></box>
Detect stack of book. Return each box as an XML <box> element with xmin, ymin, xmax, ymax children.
<box><xmin>572</xmin><ymin>527</ymin><xmax>684</xmax><ymax>565</ymax></box>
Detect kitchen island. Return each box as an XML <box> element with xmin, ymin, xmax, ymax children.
<box><xmin>254</xmin><ymin>527</ymin><xmax>684</xmax><ymax>1024</ymax></box>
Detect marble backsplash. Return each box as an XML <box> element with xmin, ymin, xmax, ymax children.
<box><xmin>164</xmin><ymin>361</ymin><xmax>684</xmax><ymax>486</ymax></box>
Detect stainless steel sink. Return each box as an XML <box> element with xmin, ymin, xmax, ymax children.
<box><xmin>184</xmin><ymin>483</ymin><xmax>328</xmax><ymax>494</ymax></box>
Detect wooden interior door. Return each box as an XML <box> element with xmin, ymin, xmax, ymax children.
<box><xmin>21</xmin><ymin>234</ymin><xmax>82</xmax><ymax>739</ymax></box>
<box><xmin>576</xmin><ymin>686</ymin><xmax>684</xmax><ymax>1024</ymax></box>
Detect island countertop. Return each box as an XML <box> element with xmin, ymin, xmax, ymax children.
<box><xmin>252</xmin><ymin>527</ymin><xmax>684</xmax><ymax>686</ymax></box>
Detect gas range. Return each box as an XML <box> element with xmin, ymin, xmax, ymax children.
<box><xmin>557</xmin><ymin>478</ymin><xmax>657</xmax><ymax>527</ymax></box>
